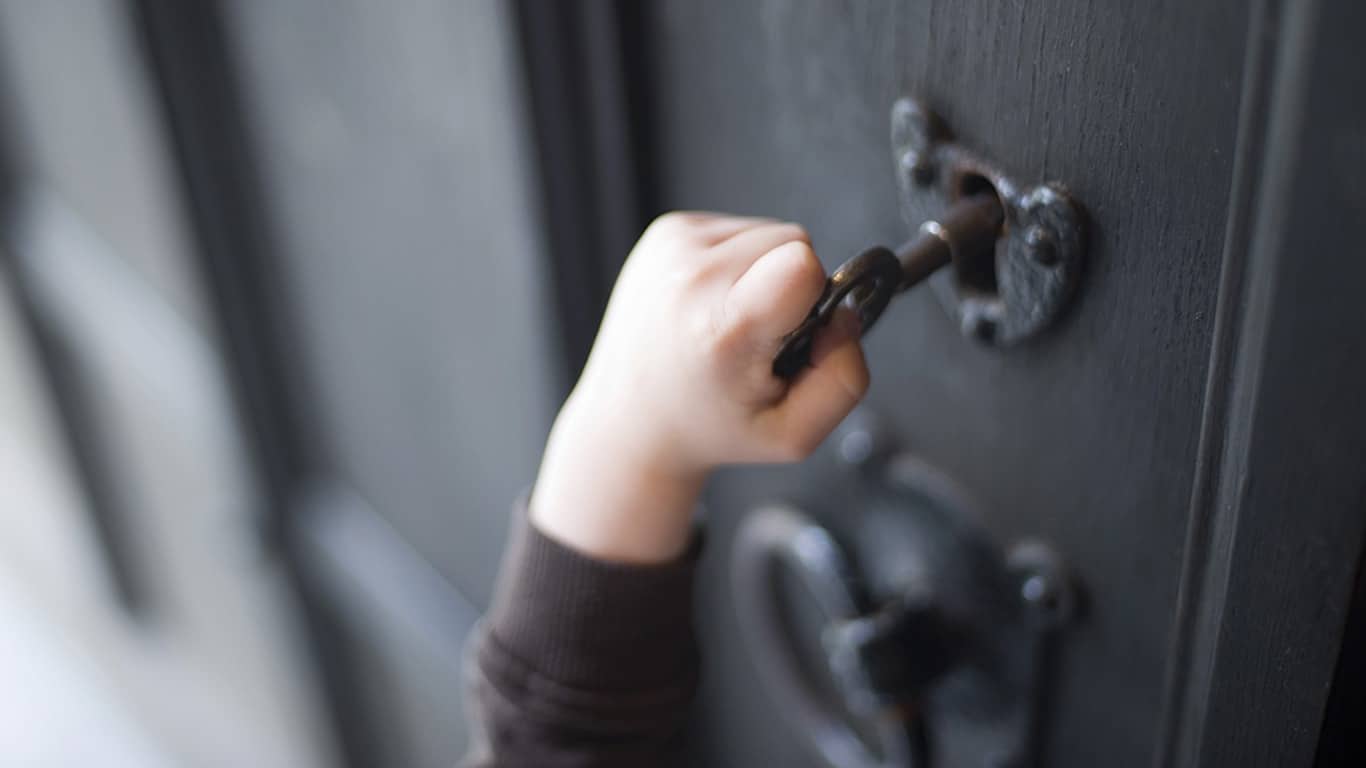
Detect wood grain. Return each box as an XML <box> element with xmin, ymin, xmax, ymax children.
<box><xmin>637</xmin><ymin>1</ymin><xmax>1248</xmax><ymax>764</ymax></box>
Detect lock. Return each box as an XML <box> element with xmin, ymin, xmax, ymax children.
<box><xmin>732</xmin><ymin>411</ymin><xmax>1078</xmax><ymax>768</ymax></box>
<box><xmin>891</xmin><ymin>98</ymin><xmax>1086</xmax><ymax>345</ymax></box>
<box><xmin>773</xmin><ymin>192</ymin><xmax>1006</xmax><ymax>378</ymax></box>
<box><xmin>774</xmin><ymin>99</ymin><xmax>1086</xmax><ymax>378</ymax></box>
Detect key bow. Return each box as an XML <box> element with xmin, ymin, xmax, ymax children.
<box><xmin>772</xmin><ymin>246</ymin><xmax>901</xmax><ymax>379</ymax></box>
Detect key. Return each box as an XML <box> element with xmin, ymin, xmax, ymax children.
<box><xmin>772</xmin><ymin>193</ymin><xmax>1004</xmax><ymax>379</ymax></box>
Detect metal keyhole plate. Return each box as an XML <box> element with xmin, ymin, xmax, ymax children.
<box><xmin>891</xmin><ymin>98</ymin><xmax>1086</xmax><ymax>345</ymax></box>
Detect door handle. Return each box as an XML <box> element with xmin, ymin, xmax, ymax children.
<box><xmin>732</xmin><ymin>418</ymin><xmax>1078</xmax><ymax>768</ymax></box>
<box><xmin>732</xmin><ymin>504</ymin><xmax>933</xmax><ymax>768</ymax></box>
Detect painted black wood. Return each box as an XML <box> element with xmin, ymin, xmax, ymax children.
<box><xmin>512</xmin><ymin>0</ymin><xmax>653</xmax><ymax>384</ymax></box>
<box><xmin>1165</xmin><ymin>0</ymin><xmax>1366</xmax><ymax>763</ymax></box>
<box><xmin>1317</xmin><ymin>562</ymin><xmax>1366</xmax><ymax>767</ymax></box>
<box><xmin>1154</xmin><ymin>0</ymin><xmax>1288</xmax><ymax>759</ymax></box>
<box><xmin>630</xmin><ymin>1</ymin><xmax>1249</xmax><ymax>765</ymax></box>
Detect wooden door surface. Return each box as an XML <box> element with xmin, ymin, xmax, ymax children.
<box><xmin>621</xmin><ymin>2</ymin><xmax>1364</xmax><ymax>767</ymax></box>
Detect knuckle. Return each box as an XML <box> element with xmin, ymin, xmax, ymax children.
<box><xmin>843</xmin><ymin>358</ymin><xmax>872</xmax><ymax>399</ymax></box>
<box><xmin>770</xmin><ymin>428</ymin><xmax>821</xmax><ymax>462</ymax></box>
<box><xmin>645</xmin><ymin>211</ymin><xmax>699</xmax><ymax>241</ymax></box>
<box><xmin>711</xmin><ymin>293</ymin><xmax>771</xmax><ymax>356</ymax></box>
<box><xmin>797</xmin><ymin>427</ymin><xmax>826</xmax><ymax>457</ymax></box>
<box><xmin>709</xmin><ymin>322</ymin><xmax>749</xmax><ymax>366</ymax></box>
<box><xmin>669</xmin><ymin>257</ymin><xmax>724</xmax><ymax>300</ymax></box>
<box><xmin>764</xmin><ymin>221</ymin><xmax>809</xmax><ymax>243</ymax></box>
<box><xmin>688</xmin><ymin>255</ymin><xmax>728</xmax><ymax>286</ymax></box>
<box><xmin>787</xmin><ymin>435</ymin><xmax>822</xmax><ymax>462</ymax></box>
<box><xmin>788</xmin><ymin>242</ymin><xmax>826</xmax><ymax>290</ymax></box>
<box><xmin>682</xmin><ymin>298</ymin><xmax>727</xmax><ymax>351</ymax></box>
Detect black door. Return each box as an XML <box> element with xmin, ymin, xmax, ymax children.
<box><xmin>627</xmin><ymin>3</ymin><xmax>1366</xmax><ymax>767</ymax></box>
<box><xmin>639</xmin><ymin>2</ymin><xmax>1242</xmax><ymax>764</ymax></box>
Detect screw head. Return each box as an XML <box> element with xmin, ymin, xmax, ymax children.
<box><xmin>1008</xmin><ymin>541</ymin><xmax>1078</xmax><ymax>628</ymax></box>
<box><xmin>833</xmin><ymin>407</ymin><xmax>891</xmax><ymax>470</ymax></box>
<box><xmin>963</xmin><ymin>310</ymin><xmax>997</xmax><ymax>343</ymax></box>
<box><xmin>1021</xmin><ymin>574</ymin><xmax>1058</xmax><ymax>610</ymax></box>
<box><xmin>1024</xmin><ymin>225</ymin><xmax>1059</xmax><ymax>266</ymax></box>
<box><xmin>901</xmin><ymin>149</ymin><xmax>936</xmax><ymax>187</ymax></box>
<box><xmin>838</xmin><ymin>428</ymin><xmax>876</xmax><ymax>466</ymax></box>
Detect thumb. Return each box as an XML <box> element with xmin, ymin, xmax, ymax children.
<box><xmin>723</xmin><ymin>239</ymin><xmax>827</xmax><ymax>352</ymax></box>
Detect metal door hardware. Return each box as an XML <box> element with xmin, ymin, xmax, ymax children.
<box><xmin>773</xmin><ymin>193</ymin><xmax>1005</xmax><ymax>378</ymax></box>
<box><xmin>773</xmin><ymin>100</ymin><xmax>1086</xmax><ymax>378</ymax></box>
<box><xmin>732</xmin><ymin>415</ymin><xmax>1078</xmax><ymax>767</ymax></box>
<box><xmin>892</xmin><ymin>98</ymin><xmax>1086</xmax><ymax>345</ymax></box>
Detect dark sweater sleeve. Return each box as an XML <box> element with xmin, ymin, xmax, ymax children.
<box><xmin>463</xmin><ymin>500</ymin><xmax>700</xmax><ymax>767</ymax></box>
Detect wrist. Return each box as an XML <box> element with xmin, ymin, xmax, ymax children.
<box><xmin>529</xmin><ymin>397</ymin><xmax>706</xmax><ymax>564</ymax></box>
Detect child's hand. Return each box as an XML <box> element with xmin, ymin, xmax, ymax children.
<box><xmin>531</xmin><ymin>213</ymin><xmax>870</xmax><ymax>562</ymax></box>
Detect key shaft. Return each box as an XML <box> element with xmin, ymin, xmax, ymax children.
<box><xmin>771</xmin><ymin>193</ymin><xmax>1004</xmax><ymax>380</ymax></box>
<box><xmin>895</xmin><ymin>192</ymin><xmax>1004</xmax><ymax>293</ymax></box>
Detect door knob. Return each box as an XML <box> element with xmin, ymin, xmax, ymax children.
<box><xmin>732</xmin><ymin>423</ymin><xmax>1078</xmax><ymax>767</ymax></box>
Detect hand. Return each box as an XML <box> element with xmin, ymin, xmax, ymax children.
<box><xmin>530</xmin><ymin>212</ymin><xmax>870</xmax><ymax>562</ymax></box>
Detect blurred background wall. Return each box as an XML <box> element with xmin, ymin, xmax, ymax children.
<box><xmin>0</xmin><ymin>1</ymin><xmax>567</xmax><ymax>766</ymax></box>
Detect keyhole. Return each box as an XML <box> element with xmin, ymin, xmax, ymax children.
<box><xmin>950</xmin><ymin>171</ymin><xmax>1006</xmax><ymax>298</ymax></box>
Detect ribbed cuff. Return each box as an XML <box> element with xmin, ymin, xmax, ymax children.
<box><xmin>484</xmin><ymin>497</ymin><xmax>700</xmax><ymax>693</ymax></box>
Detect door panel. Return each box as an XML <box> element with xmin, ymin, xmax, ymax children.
<box><xmin>0</xmin><ymin>2</ymin><xmax>333</xmax><ymax>765</ymax></box>
<box><xmin>635</xmin><ymin>2</ymin><xmax>1246</xmax><ymax>765</ymax></box>
<box><xmin>220</xmin><ymin>0</ymin><xmax>555</xmax><ymax>607</ymax></box>
<box><xmin>211</xmin><ymin>2</ymin><xmax>558</xmax><ymax>764</ymax></box>
<box><xmin>0</xmin><ymin>0</ymin><xmax>208</xmax><ymax>331</ymax></box>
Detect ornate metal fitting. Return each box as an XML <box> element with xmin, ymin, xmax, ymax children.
<box><xmin>892</xmin><ymin>98</ymin><xmax>1087</xmax><ymax>345</ymax></box>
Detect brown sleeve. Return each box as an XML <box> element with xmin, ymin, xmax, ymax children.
<box><xmin>463</xmin><ymin>501</ymin><xmax>700</xmax><ymax>768</ymax></box>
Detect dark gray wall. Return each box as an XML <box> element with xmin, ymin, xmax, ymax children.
<box><xmin>217</xmin><ymin>2</ymin><xmax>557</xmax><ymax>766</ymax></box>
<box><xmin>0</xmin><ymin>2</ymin><xmax>333</xmax><ymax>765</ymax></box>
<box><xmin>221</xmin><ymin>0</ymin><xmax>555</xmax><ymax>605</ymax></box>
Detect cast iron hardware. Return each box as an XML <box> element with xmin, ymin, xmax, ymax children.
<box><xmin>773</xmin><ymin>98</ymin><xmax>1086</xmax><ymax>378</ymax></box>
<box><xmin>772</xmin><ymin>245</ymin><xmax>902</xmax><ymax>380</ymax></box>
<box><xmin>732</xmin><ymin>417</ymin><xmax>1078</xmax><ymax>767</ymax></box>
<box><xmin>773</xmin><ymin>192</ymin><xmax>1005</xmax><ymax>379</ymax></box>
<box><xmin>892</xmin><ymin>98</ymin><xmax>1087</xmax><ymax>345</ymax></box>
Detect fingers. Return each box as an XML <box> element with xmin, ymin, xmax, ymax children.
<box><xmin>754</xmin><ymin>308</ymin><xmax>869</xmax><ymax>460</ymax></box>
<box><xmin>722</xmin><ymin>239</ymin><xmax>827</xmax><ymax>349</ymax></box>
<box><xmin>690</xmin><ymin>215</ymin><xmax>781</xmax><ymax>246</ymax></box>
<box><xmin>641</xmin><ymin>213</ymin><xmax>810</xmax><ymax>278</ymax></box>
<box><xmin>709</xmin><ymin>221</ymin><xmax>811</xmax><ymax>278</ymax></box>
<box><xmin>641</xmin><ymin>211</ymin><xmax>782</xmax><ymax>248</ymax></box>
